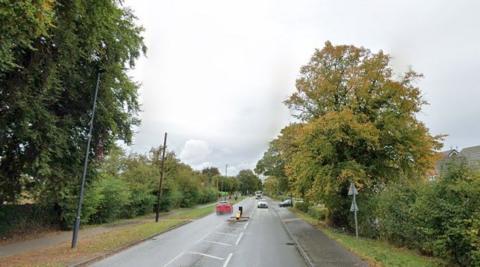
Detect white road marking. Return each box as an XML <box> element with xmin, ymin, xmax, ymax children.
<box><xmin>243</xmin><ymin>221</ymin><xmax>249</xmax><ymax>230</ymax></box>
<box><xmin>223</xmin><ymin>253</ymin><xmax>233</xmax><ymax>267</ymax></box>
<box><xmin>163</xmin><ymin>252</ymin><xmax>184</xmax><ymax>267</ymax></box>
<box><xmin>187</xmin><ymin>251</ymin><xmax>224</xmax><ymax>260</ymax></box>
<box><xmin>235</xmin><ymin>232</ymin><xmax>244</xmax><ymax>246</ymax></box>
<box><xmin>203</xmin><ymin>240</ymin><xmax>232</xmax><ymax>246</ymax></box>
<box><xmin>214</xmin><ymin>231</ymin><xmax>238</xmax><ymax>237</ymax></box>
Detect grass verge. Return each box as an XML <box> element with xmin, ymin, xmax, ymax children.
<box><xmin>289</xmin><ymin>208</ymin><xmax>445</xmax><ymax>267</ymax></box>
<box><xmin>0</xmin><ymin>203</ymin><xmax>218</xmax><ymax>267</ymax></box>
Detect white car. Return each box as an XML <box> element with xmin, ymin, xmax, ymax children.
<box><xmin>257</xmin><ymin>200</ymin><xmax>268</xmax><ymax>208</ymax></box>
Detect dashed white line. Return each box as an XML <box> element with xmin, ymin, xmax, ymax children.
<box><xmin>187</xmin><ymin>251</ymin><xmax>224</xmax><ymax>260</ymax></box>
<box><xmin>235</xmin><ymin>232</ymin><xmax>244</xmax><ymax>246</ymax></box>
<box><xmin>214</xmin><ymin>231</ymin><xmax>238</xmax><ymax>237</ymax></box>
<box><xmin>243</xmin><ymin>221</ymin><xmax>249</xmax><ymax>230</ymax></box>
<box><xmin>223</xmin><ymin>253</ymin><xmax>233</xmax><ymax>267</ymax></box>
<box><xmin>203</xmin><ymin>240</ymin><xmax>232</xmax><ymax>246</ymax></box>
<box><xmin>163</xmin><ymin>252</ymin><xmax>184</xmax><ymax>267</ymax></box>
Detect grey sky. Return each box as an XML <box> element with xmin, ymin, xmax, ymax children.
<box><xmin>124</xmin><ymin>0</ymin><xmax>480</xmax><ymax>175</ymax></box>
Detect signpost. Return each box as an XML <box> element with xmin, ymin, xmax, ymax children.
<box><xmin>348</xmin><ymin>182</ymin><xmax>359</xmax><ymax>238</ymax></box>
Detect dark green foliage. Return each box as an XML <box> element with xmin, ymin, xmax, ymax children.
<box><xmin>372</xmin><ymin>159</ymin><xmax>480</xmax><ymax>266</ymax></box>
<box><xmin>90</xmin><ymin>175</ymin><xmax>130</xmax><ymax>223</ymax></box>
<box><xmin>198</xmin><ymin>187</ymin><xmax>218</xmax><ymax>204</ymax></box>
<box><xmin>294</xmin><ymin>201</ymin><xmax>309</xmax><ymax>213</ymax></box>
<box><xmin>0</xmin><ymin>204</ymin><xmax>55</xmax><ymax>237</ymax></box>
<box><xmin>237</xmin><ymin>169</ymin><xmax>262</xmax><ymax>194</ymax></box>
<box><xmin>0</xmin><ymin>0</ymin><xmax>145</xmax><ymax>206</ymax></box>
<box><xmin>307</xmin><ymin>205</ymin><xmax>327</xmax><ymax>221</ymax></box>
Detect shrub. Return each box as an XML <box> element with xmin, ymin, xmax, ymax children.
<box><xmin>0</xmin><ymin>204</ymin><xmax>56</xmax><ymax>237</ymax></box>
<box><xmin>124</xmin><ymin>187</ymin><xmax>155</xmax><ymax>217</ymax></box>
<box><xmin>198</xmin><ymin>187</ymin><xmax>218</xmax><ymax>204</ymax></box>
<box><xmin>52</xmin><ymin>181</ymin><xmax>103</xmax><ymax>229</ymax></box>
<box><xmin>375</xmin><ymin>182</ymin><xmax>418</xmax><ymax>245</ymax></box>
<box><xmin>295</xmin><ymin>201</ymin><xmax>309</xmax><ymax>212</ymax></box>
<box><xmin>307</xmin><ymin>205</ymin><xmax>327</xmax><ymax>221</ymax></box>
<box><xmin>374</xmin><ymin>158</ymin><xmax>480</xmax><ymax>266</ymax></box>
<box><xmin>412</xmin><ymin>167</ymin><xmax>480</xmax><ymax>266</ymax></box>
<box><xmin>90</xmin><ymin>175</ymin><xmax>131</xmax><ymax>223</ymax></box>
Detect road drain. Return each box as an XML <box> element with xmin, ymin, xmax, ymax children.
<box><xmin>285</xmin><ymin>242</ymin><xmax>295</xmax><ymax>246</ymax></box>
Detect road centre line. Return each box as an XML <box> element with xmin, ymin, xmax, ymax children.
<box><xmin>223</xmin><ymin>253</ymin><xmax>233</xmax><ymax>267</ymax></box>
<box><xmin>187</xmin><ymin>251</ymin><xmax>224</xmax><ymax>260</ymax></box>
<box><xmin>163</xmin><ymin>252</ymin><xmax>184</xmax><ymax>267</ymax></box>
<box><xmin>235</xmin><ymin>232</ymin><xmax>244</xmax><ymax>246</ymax></box>
<box><xmin>214</xmin><ymin>231</ymin><xmax>238</xmax><ymax>237</ymax></box>
<box><xmin>243</xmin><ymin>221</ymin><xmax>249</xmax><ymax>230</ymax></box>
<box><xmin>203</xmin><ymin>240</ymin><xmax>232</xmax><ymax>246</ymax></box>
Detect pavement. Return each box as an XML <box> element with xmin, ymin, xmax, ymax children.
<box><xmin>0</xmin><ymin>211</ymin><xmax>173</xmax><ymax>258</ymax></box>
<box><xmin>276</xmin><ymin>203</ymin><xmax>368</xmax><ymax>267</ymax></box>
<box><xmin>93</xmin><ymin>197</ymin><xmax>368</xmax><ymax>267</ymax></box>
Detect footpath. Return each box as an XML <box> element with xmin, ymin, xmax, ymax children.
<box><xmin>274</xmin><ymin>202</ymin><xmax>368</xmax><ymax>267</ymax></box>
<box><xmin>0</xmin><ymin>212</ymin><xmax>169</xmax><ymax>258</ymax></box>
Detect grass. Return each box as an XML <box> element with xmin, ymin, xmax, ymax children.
<box><xmin>289</xmin><ymin>208</ymin><xmax>446</xmax><ymax>267</ymax></box>
<box><xmin>0</xmin><ymin>203</ymin><xmax>219</xmax><ymax>267</ymax></box>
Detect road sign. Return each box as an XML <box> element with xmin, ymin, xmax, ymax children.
<box><xmin>348</xmin><ymin>181</ymin><xmax>359</xmax><ymax>238</ymax></box>
<box><xmin>350</xmin><ymin>201</ymin><xmax>359</xmax><ymax>212</ymax></box>
<box><xmin>348</xmin><ymin>182</ymin><xmax>358</xmax><ymax>195</ymax></box>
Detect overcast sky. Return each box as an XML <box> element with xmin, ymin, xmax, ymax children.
<box><xmin>123</xmin><ymin>0</ymin><xmax>480</xmax><ymax>175</ymax></box>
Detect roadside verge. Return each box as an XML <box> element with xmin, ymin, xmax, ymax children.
<box><xmin>0</xmin><ymin>203</ymin><xmax>216</xmax><ymax>267</ymax></box>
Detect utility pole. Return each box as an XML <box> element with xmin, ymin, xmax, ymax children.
<box><xmin>222</xmin><ymin>164</ymin><xmax>228</xmax><ymax>197</ymax></box>
<box><xmin>155</xmin><ymin>132</ymin><xmax>168</xmax><ymax>222</ymax></box>
<box><xmin>71</xmin><ymin>71</ymin><xmax>102</xmax><ymax>249</ymax></box>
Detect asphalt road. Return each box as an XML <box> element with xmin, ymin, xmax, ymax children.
<box><xmin>93</xmin><ymin>197</ymin><xmax>307</xmax><ymax>267</ymax></box>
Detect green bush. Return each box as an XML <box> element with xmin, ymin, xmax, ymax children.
<box><xmin>124</xmin><ymin>187</ymin><xmax>155</xmax><ymax>217</ymax></box>
<box><xmin>198</xmin><ymin>187</ymin><xmax>218</xmax><ymax>204</ymax></box>
<box><xmin>412</xmin><ymin>166</ymin><xmax>480</xmax><ymax>266</ymax></box>
<box><xmin>0</xmin><ymin>204</ymin><xmax>55</xmax><ymax>237</ymax></box>
<box><xmin>53</xmin><ymin>181</ymin><xmax>103</xmax><ymax>229</ymax></box>
<box><xmin>295</xmin><ymin>201</ymin><xmax>309</xmax><ymax>212</ymax></box>
<box><xmin>375</xmin><ymin>182</ymin><xmax>418</xmax><ymax>245</ymax></box>
<box><xmin>374</xmin><ymin>159</ymin><xmax>480</xmax><ymax>266</ymax></box>
<box><xmin>307</xmin><ymin>205</ymin><xmax>327</xmax><ymax>221</ymax></box>
<box><xmin>90</xmin><ymin>175</ymin><xmax>131</xmax><ymax>223</ymax></box>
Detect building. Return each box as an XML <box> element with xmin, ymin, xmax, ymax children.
<box><xmin>431</xmin><ymin>145</ymin><xmax>480</xmax><ymax>179</ymax></box>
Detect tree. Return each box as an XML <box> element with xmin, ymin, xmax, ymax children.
<box><xmin>255</xmin><ymin>142</ymin><xmax>288</xmax><ymax>193</ymax></box>
<box><xmin>263</xmin><ymin>176</ymin><xmax>280</xmax><ymax>197</ymax></box>
<box><xmin>202</xmin><ymin>167</ymin><xmax>220</xmax><ymax>177</ymax></box>
<box><xmin>283</xmin><ymin>42</ymin><xmax>442</xmax><ymax>226</ymax></box>
<box><xmin>237</xmin><ymin>169</ymin><xmax>261</xmax><ymax>194</ymax></box>
<box><xmin>0</xmin><ymin>0</ymin><xmax>146</xmax><ymax>205</ymax></box>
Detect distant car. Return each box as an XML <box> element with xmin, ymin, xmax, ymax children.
<box><xmin>216</xmin><ymin>200</ymin><xmax>233</xmax><ymax>215</ymax></box>
<box><xmin>279</xmin><ymin>199</ymin><xmax>293</xmax><ymax>207</ymax></box>
<box><xmin>257</xmin><ymin>201</ymin><xmax>268</xmax><ymax>208</ymax></box>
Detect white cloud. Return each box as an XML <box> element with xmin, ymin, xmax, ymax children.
<box><xmin>179</xmin><ymin>140</ymin><xmax>212</xmax><ymax>165</ymax></box>
<box><xmin>125</xmin><ymin>0</ymin><xmax>480</xmax><ymax>173</ymax></box>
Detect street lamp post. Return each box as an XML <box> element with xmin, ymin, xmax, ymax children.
<box><xmin>71</xmin><ymin>71</ymin><xmax>102</xmax><ymax>249</ymax></box>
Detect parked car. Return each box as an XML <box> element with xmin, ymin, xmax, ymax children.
<box><xmin>279</xmin><ymin>199</ymin><xmax>293</xmax><ymax>207</ymax></box>
<box><xmin>215</xmin><ymin>200</ymin><xmax>233</xmax><ymax>215</ymax></box>
<box><xmin>257</xmin><ymin>200</ymin><xmax>268</xmax><ymax>208</ymax></box>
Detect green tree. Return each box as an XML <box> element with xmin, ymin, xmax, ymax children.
<box><xmin>263</xmin><ymin>176</ymin><xmax>280</xmax><ymax>197</ymax></box>
<box><xmin>237</xmin><ymin>169</ymin><xmax>261</xmax><ymax>194</ymax></box>
<box><xmin>255</xmin><ymin>141</ymin><xmax>289</xmax><ymax>193</ymax></box>
<box><xmin>0</xmin><ymin>0</ymin><xmax>146</xmax><ymax>207</ymax></box>
<box><xmin>283</xmin><ymin>42</ymin><xmax>442</xmax><ymax>226</ymax></box>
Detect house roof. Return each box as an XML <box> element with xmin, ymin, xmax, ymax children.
<box><xmin>460</xmin><ymin>145</ymin><xmax>480</xmax><ymax>163</ymax></box>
